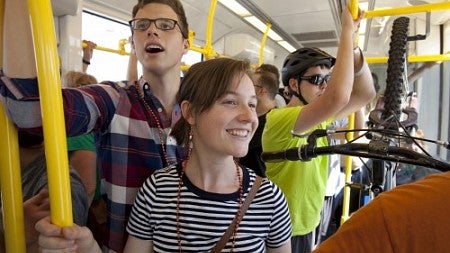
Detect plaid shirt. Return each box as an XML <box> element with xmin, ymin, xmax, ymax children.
<box><xmin>0</xmin><ymin>76</ymin><xmax>185</xmax><ymax>252</ymax></box>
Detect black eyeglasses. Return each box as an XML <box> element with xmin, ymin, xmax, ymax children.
<box><xmin>299</xmin><ymin>74</ymin><xmax>331</xmax><ymax>86</ymax></box>
<box><xmin>129</xmin><ymin>18</ymin><xmax>180</xmax><ymax>32</ymax></box>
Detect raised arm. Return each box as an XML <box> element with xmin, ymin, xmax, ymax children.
<box><xmin>3</xmin><ymin>0</ymin><xmax>36</xmax><ymax>78</ymax></box>
<box><xmin>334</xmin><ymin>46</ymin><xmax>376</xmax><ymax>120</ymax></box>
<box><xmin>293</xmin><ymin>7</ymin><xmax>366</xmax><ymax>134</ymax></box>
<box><xmin>82</xmin><ymin>40</ymin><xmax>97</xmax><ymax>73</ymax></box>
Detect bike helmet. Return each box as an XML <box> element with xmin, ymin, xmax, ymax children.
<box><xmin>281</xmin><ymin>47</ymin><xmax>336</xmax><ymax>86</ymax></box>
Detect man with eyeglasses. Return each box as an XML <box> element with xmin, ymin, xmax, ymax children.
<box><xmin>1</xmin><ymin>0</ymin><xmax>189</xmax><ymax>251</ymax></box>
<box><xmin>261</xmin><ymin>7</ymin><xmax>375</xmax><ymax>253</ymax></box>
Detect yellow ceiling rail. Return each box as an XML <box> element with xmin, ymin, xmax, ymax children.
<box><xmin>258</xmin><ymin>23</ymin><xmax>271</xmax><ymax>66</ymax></box>
<box><xmin>0</xmin><ymin>0</ymin><xmax>27</xmax><ymax>251</ymax></box>
<box><xmin>28</xmin><ymin>0</ymin><xmax>73</xmax><ymax>227</ymax></box>
<box><xmin>83</xmin><ymin>41</ymin><xmax>129</xmax><ymax>55</ymax></box>
<box><xmin>188</xmin><ymin>30</ymin><xmax>207</xmax><ymax>55</ymax></box>
<box><xmin>367</xmin><ymin>53</ymin><xmax>450</xmax><ymax>64</ymax></box>
<box><xmin>365</xmin><ymin>2</ymin><xmax>450</xmax><ymax>18</ymax></box>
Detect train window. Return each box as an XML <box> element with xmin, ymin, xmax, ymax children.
<box><xmin>82</xmin><ymin>10</ymin><xmax>131</xmax><ymax>82</ymax></box>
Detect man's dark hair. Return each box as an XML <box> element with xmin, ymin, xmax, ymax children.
<box><xmin>18</xmin><ymin>131</ymin><xmax>44</xmax><ymax>148</ymax></box>
<box><xmin>256</xmin><ymin>64</ymin><xmax>280</xmax><ymax>82</ymax></box>
<box><xmin>131</xmin><ymin>0</ymin><xmax>189</xmax><ymax>39</ymax></box>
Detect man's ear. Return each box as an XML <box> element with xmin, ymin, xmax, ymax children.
<box><xmin>288</xmin><ymin>78</ymin><xmax>299</xmax><ymax>93</ymax></box>
<box><xmin>181</xmin><ymin>100</ymin><xmax>195</xmax><ymax>125</ymax></box>
<box><xmin>182</xmin><ymin>39</ymin><xmax>190</xmax><ymax>54</ymax></box>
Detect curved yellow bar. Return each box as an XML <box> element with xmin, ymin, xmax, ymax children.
<box><xmin>258</xmin><ymin>23</ymin><xmax>271</xmax><ymax>66</ymax></box>
<box><xmin>204</xmin><ymin>0</ymin><xmax>218</xmax><ymax>59</ymax></box>
<box><xmin>0</xmin><ymin>0</ymin><xmax>26</xmax><ymax>251</ymax></box>
<box><xmin>27</xmin><ymin>0</ymin><xmax>73</xmax><ymax>226</ymax></box>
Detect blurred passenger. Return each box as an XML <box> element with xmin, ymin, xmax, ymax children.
<box><xmin>0</xmin><ymin>131</ymin><xmax>88</xmax><ymax>253</ymax></box>
<box><xmin>63</xmin><ymin>71</ymin><xmax>97</xmax><ymax>87</ymax></box>
<box><xmin>313</xmin><ymin>171</ymin><xmax>450</xmax><ymax>253</ymax></box>
<box><xmin>81</xmin><ymin>40</ymin><xmax>97</xmax><ymax>73</ymax></box>
<box><xmin>240</xmin><ymin>65</ymin><xmax>279</xmax><ymax>176</ymax></box>
<box><xmin>257</xmin><ymin>63</ymin><xmax>286</xmax><ymax>108</ymax></box>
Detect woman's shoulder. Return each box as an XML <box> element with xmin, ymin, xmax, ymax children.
<box><xmin>243</xmin><ymin>167</ymin><xmax>281</xmax><ymax>196</ymax></box>
<box><xmin>152</xmin><ymin>164</ymin><xmax>180</xmax><ymax>178</ymax></box>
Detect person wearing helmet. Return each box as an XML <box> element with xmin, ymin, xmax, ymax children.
<box><xmin>262</xmin><ymin>6</ymin><xmax>375</xmax><ymax>253</ymax></box>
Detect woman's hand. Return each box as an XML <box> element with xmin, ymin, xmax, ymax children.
<box><xmin>36</xmin><ymin>216</ymin><xmax>101</xmax><ymax>253</ymax></box>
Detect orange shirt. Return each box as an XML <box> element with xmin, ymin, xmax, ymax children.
<box><xmin>314</xmin><ymin>171</ymin><xmax>450</xmax><ymax>253</ymax></box>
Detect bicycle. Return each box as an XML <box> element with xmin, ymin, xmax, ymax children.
<box><xmin>261</xmin><ymin>16</ymin><xmax>450</xmax><ymax>200</ymax></box>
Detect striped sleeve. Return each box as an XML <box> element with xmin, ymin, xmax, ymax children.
<box><xmin>0</xmin><ymin>76</ymin><xmax>121</xmax><ymax>135</ymax></box>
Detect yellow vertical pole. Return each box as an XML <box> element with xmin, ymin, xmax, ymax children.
<box><xmin>27</xmin><ymin>0</ymin><xmax>73</xmax><ymax>226</ymax></box>
<box><xmin>0</xmin><ymin>108</ymin><xmax>26</xmax><ymax>253</ymax></box>
<box><xmin>341</xmin><ymin>113</ymin><xmax>355</xmax><ymax>224</ymax></box>
<box><xmin>341</xmin><ymin>0</ymin><xmax>359</xmax><ymax>224</ymax></box>
<box><xmin>258</xmin><ymin>23</ymin><xmax>271</xmax><ymax>66</ymax></box>
<box><xmin>204</xmin><ymin>0</ymin><xmax>218</xmax><ymax>59</ymax></box>
<box><xmin>0</xmin><ymin>0</ymin><xmax>27</xmax><ymax>251</ymax></box>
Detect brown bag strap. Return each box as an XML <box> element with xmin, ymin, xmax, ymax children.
<box><xmin>210</xmin><ymin>176</ymin><xmax>263</xmax><ymax>253</ymax></box>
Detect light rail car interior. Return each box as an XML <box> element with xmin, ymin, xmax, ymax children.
<box><xmin>0</xmin><ymin>0</ymin><xmax>449</xmax><ymax>251</ymax></box>
<box><xmin>53</xmin><ymin>0</ymin><xmax>450</xmax><ymax>159</ymax></box>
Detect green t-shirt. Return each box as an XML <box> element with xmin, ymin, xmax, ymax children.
<box><xmin>262</xmin><ymin>106</ymin><xmax>332</xmax><ymax>236</ymax></box>
<box><xmin>67</xmin><ymin>133</ymin><xmax>101</xmax><ymax>200</ymax></box>
<box><xmin>67</xmin><ymin>133</ymin><xmax>96</xmax><ymax>152</ymax></box>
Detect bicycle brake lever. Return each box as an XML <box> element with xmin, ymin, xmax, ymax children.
<box><xmin>436</xmin><ymin>140</ymin><xmax>450</xmax><ymax>150</ymax></box>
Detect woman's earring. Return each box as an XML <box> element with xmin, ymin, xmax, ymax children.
<box><xmin>187</xmin><ymin>129</ymin><xmax>193</xmax><ymax>160</ymax></box>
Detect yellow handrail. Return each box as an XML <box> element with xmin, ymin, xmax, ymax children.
<box><xmin>367</xmin><ymin>53</ymin><xmax>450</xmax><ymax>64</ymax></box>
<box><xmin>258</xmin><ymin>23</ymin><xmax>271</xmax><ymax>66</ymax></box>
<box><xmin>0</xmin><ymin>0</ymin><xmax>27</xmax><ymax>251</ymax></box>
<box><xmin>27</xmin><ymin>0</ymin><xmax>73</xmax><ymax>226</ymax></box>
<box><xmin>365</xmin><ymin>2</ymin><xmax>450</xmax><ymax>18</ymax></box>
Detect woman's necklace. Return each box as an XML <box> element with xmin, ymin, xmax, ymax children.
<box><xmin>134</xmin><ymin>81</ymin><xmax>169</xmax><ymax>166</ymax></box>
<box><xmin>176</xmin><ymin>161</ymin><xmax>243</xmax><ymax>253</ymax></box>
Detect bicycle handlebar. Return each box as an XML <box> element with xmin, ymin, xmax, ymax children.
<box><xmin>261</xmin><ymin>142</ymin><xmax>450</xmax><ymax>172</ymax></box>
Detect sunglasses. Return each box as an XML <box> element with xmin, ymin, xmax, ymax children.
<box><xmin>298</xmin><ymin>74</ymin><xmax>331</xmax><ymax>86</ymax></box>
<box><xmin>129</xmin><ymin>18</ymin><xmax>180</xmax><ymax>32</ymax></box>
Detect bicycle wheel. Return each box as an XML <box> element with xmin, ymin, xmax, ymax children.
<box><xmin>370</xmin><ymin>17</ymin><xmax>410</xmax><ymax>195</ymax></box>
<box><xmin>382</xmin><ymin>16</ymin><xmax>410</xmax><ymax>129</ymax></box>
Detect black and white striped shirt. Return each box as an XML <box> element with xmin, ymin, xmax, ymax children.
<box><xmin>127</xmin><ymin>164</ymin><xmax>292</xmax><ymax>252</ymax></box>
